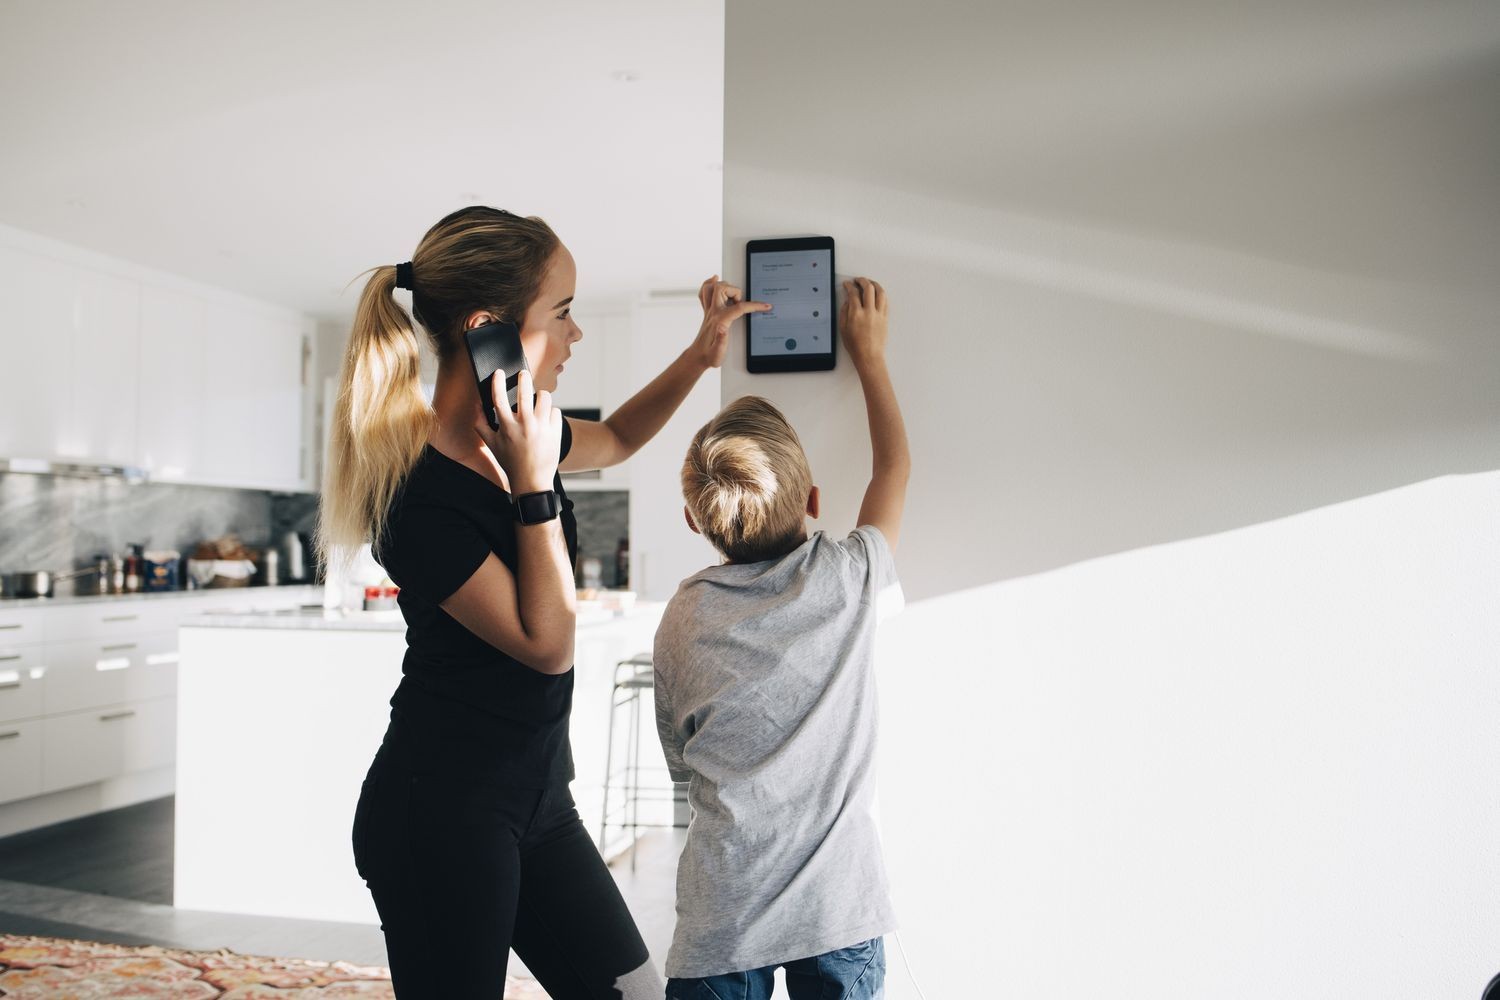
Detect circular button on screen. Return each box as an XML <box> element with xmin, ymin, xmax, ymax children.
<box><xmin>785</xmin><ymin>338</ymin><xmax>797</xmax><ymax>351</ymax></box>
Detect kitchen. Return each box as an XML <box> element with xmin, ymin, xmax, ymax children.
<box><xmin>0</xmin><ymin>2</ymin><xmax>724</xmax><ymax>993</ymax></box>
<box><xmin>4</xmin><ymin>2</ymin><xmax>1500</xmax><ymax>999</ymax></box>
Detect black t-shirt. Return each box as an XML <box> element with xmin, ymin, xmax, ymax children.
<box><xmin>375</xmin><ymin>419</ymin><xmax>578</xmax><ymax>786</ymax></box>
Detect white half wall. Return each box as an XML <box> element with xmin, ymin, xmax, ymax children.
<box><xmin>722</xmin><ymin>2</ymin><xmax>1500</xmax><ymax>995</ymax></box>
<box><xmin>874</xmin><ymin>471</ymin><xmax>1500</xmax><ymax>998</ymax></box>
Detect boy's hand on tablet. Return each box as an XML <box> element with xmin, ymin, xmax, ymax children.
<box><xmin>843</xmin><ymin>277</ymin><xmax>908</xmax><ymax>548</ymax></box>
<box><xmin>690</xmin><ymin>275</ymin><xmax>771</xmax><ymax>370</ymax></box>
<box><xmin>840</xmin><ymin>278</ymin><xmax>888</xmax><ymax>370</ymax></box>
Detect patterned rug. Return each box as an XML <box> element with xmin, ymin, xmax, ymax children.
<box><xmin>0</xmin><ymin>934</ymin><xmax>550</xmax><ymax>998</ymax></box>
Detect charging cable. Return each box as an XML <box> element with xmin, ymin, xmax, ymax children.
<box><xmin>891</xmin><ymin>931</ymin><xmax>930</xmax><ymax>1000</ymax></box>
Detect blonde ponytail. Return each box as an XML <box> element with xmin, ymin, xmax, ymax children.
<box><xmin>316</xmin><ymin>206</ymin><xmax>560</xmax><ymax>574</ymax></box>
<box><xmin>317</xmin><ymin>265</ymin><xmax>434</xmax><ymax>570</ymax></box>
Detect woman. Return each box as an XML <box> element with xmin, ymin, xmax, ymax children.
<box><xmin>319</xmin><ymin>206</ymin><xmax>766</xmax><ymax>999</ymax></box>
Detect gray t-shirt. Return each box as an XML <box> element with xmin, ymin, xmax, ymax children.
<box><xmin>652</xmin><ymin>525</ymin><xmax>903</xmax><ymax>978</ymax></box>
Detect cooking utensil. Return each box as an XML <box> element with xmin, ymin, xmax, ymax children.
<box><xmin>7</xmin><ymin>567</ymin><xmax>98</xmax><ymax>599</ymax></box>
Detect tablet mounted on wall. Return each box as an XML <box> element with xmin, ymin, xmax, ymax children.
<box><xmin>745</xmin><ymin>236</ymin><xmax>836</xmax><ymax>374</ymax></box>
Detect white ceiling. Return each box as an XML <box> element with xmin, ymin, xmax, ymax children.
<box><xmin>5</xmin><ymin>1</ymin><xmax>1495</xmax><ymax>325</ymax></box>
<box><xmin>0</xmin><ymin>0</ymin><xmax>724</xmax><ymax>321</ymax></box>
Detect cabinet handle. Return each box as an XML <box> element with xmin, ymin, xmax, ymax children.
<box><xmin>0</xmin><ymin>654</ymin><xmax>19</xmax><ymax>662</ymax></box>
<box><xmin>102</xmin><ymin>615</ymin><xmax>139</xmax><ymax>623</ymax></box>
<box><xmin>0</xmin><ymin>681</ymin><xmax>19</xmax><ymax>690</ymax></box>
<box><xmin>99</xmin><ymin>710</ymin><xmax>136</xmax><ymax>722</ymax></box>
<box><xmin>100</xmin><ymin>643</ymin><xmax>137</xmax><ymax>652</ymax></box>
<box><xmin>0</xmin><ymin>624</ymin><xmax>21</xmax><ymax>631</ymax></box>
<box><xmin>0</xmin><ymin>730</ymin><xmax>19</xmax><ymax>740</ymax></box>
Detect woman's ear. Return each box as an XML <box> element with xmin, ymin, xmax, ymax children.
<box><xmin>683</xmin><ymin>506</ymin><xmax>701</xmax><ymax>534</ymax></box>
<box><xmin>464</xmin><ymin>310</ymin><xmax>499</xmax><ymax>331</ymax></box>
<box><xmin>806</xmin><ymin>485</ymin><xmax>820</xmax><ymax>519</ymax></box>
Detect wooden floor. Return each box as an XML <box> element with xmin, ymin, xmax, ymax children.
<box><xmin>0</xmin><ymin>795</ymin><xmax>684</xmax><ymax>974</ymax></box>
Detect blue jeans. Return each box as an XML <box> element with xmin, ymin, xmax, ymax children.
<box><xmin>666</xmin><ymin>938</ymin><xmax>884</xmax><ymax>1000</ymax></box>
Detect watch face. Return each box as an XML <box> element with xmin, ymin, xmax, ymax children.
<box><xmin>517</xmin><ymin>490</ymin><xmax>560</xmax><ymax>524</ymax></box>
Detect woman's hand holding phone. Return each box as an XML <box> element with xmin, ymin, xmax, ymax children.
<box><xmin>477</xmin><ymin>368</ymin><xmax>563</xmax><ymax>495</ymax></box>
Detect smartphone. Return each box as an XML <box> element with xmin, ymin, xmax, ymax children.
<box><xmin>463</xmin><ymin>321</ymin><xmax>529</xmax><ymax>430</ymax></box>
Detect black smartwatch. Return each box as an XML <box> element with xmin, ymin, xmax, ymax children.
<box><xmin>513</xmin><ymin>489</ymin><xmax>561</xmax><ymax>525</ymax></box>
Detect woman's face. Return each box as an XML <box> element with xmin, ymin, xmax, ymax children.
<box><xmin>518</xmin><ymin>245</ymin><xmax>581</xmax><ymax>393</ymax></box>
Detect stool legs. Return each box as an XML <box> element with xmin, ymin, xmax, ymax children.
<box><xmin>600</xmin><ymin>677</ymin><xmax>621</xmax><ymax>847</ymax></box>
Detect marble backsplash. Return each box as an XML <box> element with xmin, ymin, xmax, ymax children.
<box><xmin>0</xmin><ymin>474</ymin><xmax>276</xmax><ymax>575</ymax></box>
<box><xmin>568</xmin><ymin>488</ymin><xmax>629</xmax><ymax>588</ymax></box>
<box><xmin>264</xmin><ymin>487</ymin><xmax>628</xmax><ymax>585</ymax></box>
<box><xmin>0</xmin><ymin>473</ymin><xmax>629</xmax><ymax>589</ymax></box>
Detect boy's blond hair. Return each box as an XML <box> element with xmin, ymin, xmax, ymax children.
<box><xmin>682</xmin><ymin>396</ymin><xmax>813</xmax><ymax>564</ymax></box>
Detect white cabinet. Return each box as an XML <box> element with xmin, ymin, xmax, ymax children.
<box><xmin>559</xmin><ymin>309</ymin><xmax>633</xmax><ymax>492</ymax></box>
<box><xmin>59</xmin><ymin>267</ymin><xmax>140</xmax><ymax>464</ymax></box>
<box><xmin>557</xmin><ymin>310</ymin><xmax>612</xmax><ymax>415</ymax></box>
<box><xmin>0</xmin><ymin>246</ymin><xmax>73</xmax><ymax>459</ymax></box>
<box><xmin>137</xmin><ymin>286</ymin><xmax>208</xmax><ymax>480</ymax></box>
<box><xmin>0</xmin><ymin>645</ymin><xmax>46</xmax><ymax>723</ymax></box>
<box><xmin>42</xmin><ymin>635</ymin><xmax>179</xmax><ymax>716</ymax></box>
<box><xmin>0</xmin><ymin>231</ymin><xmax>312</xmax><ymax>491</ymax></box>
<box><xmin>191</xmin><ymin>307</ymin><xmax>307</xmax><ymax>490</ymax></box>
<box><xmin>136</xmin><ymin>285</ymin><xmax>308</xmax><ymax>490</ymax></box>
<box><xmin>0</xmin><ymin>253</ymin><xmax>141</xmax><ymax>466</ymax></box>
<box><xmin>41</xmin><ymin>697</ymin><xmax>176</xmax><ymax>794</ymax></box>
<box><xmin>0</xmin><ymin>606</ymin><xmax>47</xmax><ymax>645</ymax></box>
<box><xmin>0</xmin><ymin>588</ymin><xmax>320</xmax><ymax>810</ymax></box>
<box><xmin>0</xmin><ymin>605</ymin><xmax>47</xmax><ymax>733</ymax></box>
<box><xmin>0</xmin><ymin>721</ymin><xmax>43</xmax><ymax>803</ymax></box>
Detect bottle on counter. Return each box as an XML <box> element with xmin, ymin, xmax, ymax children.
<box><xmin>615</xmin><ymin>537</ymin><xmax>629</xmax><ymax>589</ymax></box>
<box><xmin>579</xmin><ymin>556</ymin><xmax>603</xmax><ymax>591</ymax></box>
<box><xmin>123</xmin><ymin>544</ymin><xmax>143</xmax><ymax>593</ymax></box>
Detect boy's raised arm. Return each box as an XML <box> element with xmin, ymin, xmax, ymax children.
<box><xmin>841</xmin><ymin>278</ymin><xmax>911</xmax><ymax>550</ymax></box>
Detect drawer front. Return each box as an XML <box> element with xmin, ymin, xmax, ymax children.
<box><xmin>0</xmin><ymin>644</ymin><xmax>45</xmax><ymax>723</ymax></box>
<box><xmin>0</xmin><ymin>607</ymin><xmax>45</xmax><ymax>646</ymax></box>
<box><xmin>130</xmin><ymin>630</ymin><xmax>180</xmax><ymax>702</ymax></box>
<box><xmin>41</xmin><ymin>698</ymin><xmax>176</xmax><ymax>794</ymax></box>
<box><xmin>45</xmin><ymin>600</ymin><xmax>183</xmax><ymax>644</ymax></box>
<box><xmin>0</xmin><ymin>720</ymin><xmax>43</xmax><ymax>804</ymax></box>
<box><xmin>42</xmin><ymin>635</ymin><xmax>177</xmax><ymax>715</ymax></box>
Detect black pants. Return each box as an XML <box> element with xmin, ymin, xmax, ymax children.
<box><xmin>352</xmin><ymin>733</ymin><xmax>662</xmax><ymax>999</ymax></box>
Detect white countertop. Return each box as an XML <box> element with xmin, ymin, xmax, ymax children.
<box><xmin>185</xmin><ymin>599</ymin><xmax>664</xmax><ymax>632</ymax></box>
<box><xmin>0</xmin><ymin>584</ymin><xmax>323</xmax><ymax>608</ymax></box>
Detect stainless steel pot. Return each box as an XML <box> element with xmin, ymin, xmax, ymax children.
<box><xmin>7</xmin><ymin>567</ymin><xmax>97</xmax><ymax>598</ymax></box>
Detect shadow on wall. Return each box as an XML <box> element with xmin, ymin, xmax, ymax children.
<box><xmin>722</xmin><ymin>165</ymin><xmax>1500</xmax><ymax>604</ymax></box>
<box><xmin>871</xmin><ymin>469</ymin><xmax>1500</xmax><ymax>1000</ymax></box>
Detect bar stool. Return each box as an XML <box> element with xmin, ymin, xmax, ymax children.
<box><xmin>599</xmin><ymin>651</ymin><xmax>674</xmax><ymax>871</ymax></box>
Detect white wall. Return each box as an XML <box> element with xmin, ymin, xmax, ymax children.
<box><xmin>626</xmin><ymin>297</ymin><xmax>722</xmax><ymax>601</ymax></box>
<box><xmin>722</xmin><ymin>2</ymin><xmax>1500</xmax><ymax>996</ymax></box>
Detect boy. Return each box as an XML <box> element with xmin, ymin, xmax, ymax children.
<box><xmin>653</xmin><ymin>277</ymin><xmax>910</xmax><ymax>999</ymax></box>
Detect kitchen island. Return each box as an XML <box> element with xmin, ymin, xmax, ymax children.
<box><xmin>174</xmin><ymin>601</ymin><xmax>669</xmax><ymax>925</ymax></box>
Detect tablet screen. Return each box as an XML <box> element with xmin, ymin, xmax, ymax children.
<box><xmin>747</xmin><ymin>241</ymin><xmax>835</xmax><ymax>369</ymax></box>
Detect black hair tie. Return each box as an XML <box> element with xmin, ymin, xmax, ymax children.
<box><xmin>394</xmin><ymin>261</ymin><xmax>414</xmax><ymax>290</ymax></box>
